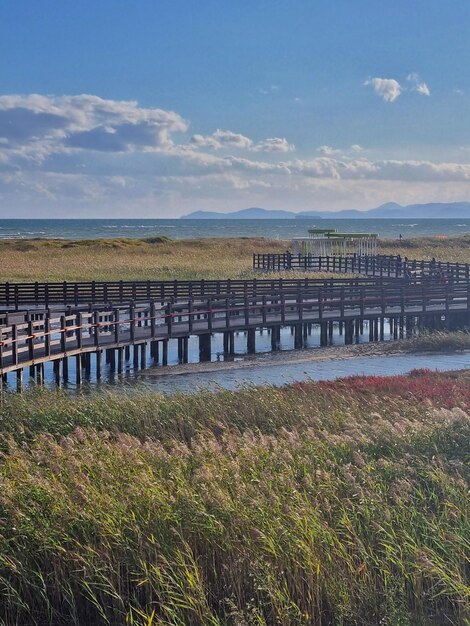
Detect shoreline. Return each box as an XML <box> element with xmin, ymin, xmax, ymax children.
<box><xmin>138</xmin><ymin>341</ymin><xmax>470</xmax><ymax>378</ymax></box>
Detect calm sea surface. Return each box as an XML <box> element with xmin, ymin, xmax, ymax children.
<box><xmin>0</xmin><ymin>218</ymin><xmax>469</xmax><ymax>240</ymax></box>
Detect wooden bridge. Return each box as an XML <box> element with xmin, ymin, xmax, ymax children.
<box><xmin>1</xmin><ymin>254</ymin><xmax>469</xmax><ymax>388</ymax></box>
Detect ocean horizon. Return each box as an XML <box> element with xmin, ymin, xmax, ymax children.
<box><xmin>0</xmin><ymin>218</ymin><xmax>469</xmax><ymax>241</ymax></box>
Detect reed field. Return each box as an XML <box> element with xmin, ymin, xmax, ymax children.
<box><xmin>0</xmin><ymin>237</ymin><xmax>286</xmax><ymax>283</ymax></box>
<box><xmin>0</xmin><ymin>369</ymin><xmax>469</xmax><ymax>625</ymax></box>
<box><xmin>0</xmin><ymin>234</ymin><xmax>468</xmax><ymax>282</ymax></box>
<box><xmin>0</xmin><ymin>234</ymin><xmax>469</xmax><ymax>625</ymax></box>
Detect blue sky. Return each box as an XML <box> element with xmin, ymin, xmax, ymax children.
<box><xmin>0</xmin><ymin>0</ymin><xmax>469</xmax><ymax>217</ymax></box>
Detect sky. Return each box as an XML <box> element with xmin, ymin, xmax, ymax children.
<box><xmin>0</xmin><ymin>0</ymin><xmax>469</xmax><ymax>217</ymax></box>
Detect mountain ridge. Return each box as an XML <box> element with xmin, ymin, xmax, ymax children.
<box><xmin>181</xmin><ymin>202</ymin><xmax>470</xmax><ymax>219</ymax></box>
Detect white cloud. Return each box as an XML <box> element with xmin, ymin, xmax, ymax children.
<box><xmin>190</xmin><ymin>131</ymin><xmax>294</xmax><ymax>153</ymax></box>
<box><xmin>253</xmin><ymin>137</ymin><xmax>294</xmax><ymax>153</ymax></box>
<box><xmin>407</xmin><ymin>73</ymin><xmax>430</xmax><ymax>96</ymax></box>
<box><xmin>1</xmin><ymin>92</ymin><xmax>469</xmax><ymax>217</ymax></box>
<box><xmin>190</xmin><ymin>129</ymin><xmax>253</xmax><ymax>150</ymax></box>
<box><xmin>317</xmin><ymin>145</ymin><xmax>341</xmax><ymax>156</ymax></box>
<box><xmin>364</xmin><ymin>78</ymin><xmax>402</xmax><ymax>102</ymax></box>
<box><xmin>0</xmin><ymin>94</ymin><xmax>188</xmax><ymax>157</ymax></box>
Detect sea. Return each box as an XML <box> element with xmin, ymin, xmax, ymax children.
<box><xmin>0</xmin><ymin>218</ymin><xmax>469</xmax><ymax>240</ymax></box>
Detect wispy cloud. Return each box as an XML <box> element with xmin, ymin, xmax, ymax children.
<box><xmin>253</xmin><ymin>137</ymin><xmax>294</xmax><ymax>153</ymax></box>
<box><xmin>407</xmin><ymin>73</ymin><xmax>430</xmax><ymax>96</ymax></box>
<box><xmin>190</xmin><ymin>129</ymin><xmax>253</xmax><ymax>150</ymax></box>
<box><xmin>190</xmin><ymin>130</ymin><xmax>294</xmax><ymax>153</ymax></box>
<box><xmin>365</xmin><ymin>74</ymin><xmax>431</xmax><ymax>102</ymax></box>
<box><xmin>259</xmin><ymin>85</ymin><xmax>279</xmax><ymax>95</ymax></box>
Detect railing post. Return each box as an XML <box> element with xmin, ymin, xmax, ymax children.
<box><xmin>28</xmin><ymin>320</ymin><xmax>34</xmax><ymax>361</ymax></box>
<box><xmin>60</xmin><ymin>315</ymin><xmax>67</xmax><ymax>353</ymax></box>
<box><xmin>44</xmin><ymin>315</ymin><xmax>51</xmax><ymax>357</ymax></box>
<box><xmin>76</xmin><ymin>313</ymin><xmax>83</xmax><ymax>350</ymax></box>
<box><xmin>150</xmin><ymin>300</ymin><xmax>157</xmax><ymax>337</ymax></box>
<box><xmin>207</xmin><ymin>298</ymin><xmax>213</xmax><ymax>333</ymax></box>
<box><xmin>225</xmin><ymin>298</ymin><xmax>230</xmax><ymax>329</ymax></box>
<box><xmin>244</xmin><ymin>295</ymin><xmax>250</xmax><ymax>326</ymax></box>
<box><xmin>12</xmin><ymin>325</ymin><xmax>18</xmax><ymax>366</ymax></box>
<box><xmin>93</xmin><ymin>311</ymin><xmax>100</xmax><ymax>347</ymax></box>
<box><xmin>166</xmin><ymin>302</ymin><xmax>172</xmax><ymax>337</ymax></box>
<box><xmin>114</xmin><ymin>308</ymin><xmax>120</xmax><ymax>344</ymax></box>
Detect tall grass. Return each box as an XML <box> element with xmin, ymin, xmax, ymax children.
<box><xmin>0</xmin><ymin>237</ymin><xmax>287</xmax><ymax>282</ymax></box>
<box><xmin>379</xmin><ymin>234</ymin><xmax>470</xmax><ymax>264</ymax></box>
<box><xmin>0</xmin><ymin>235</ymin><xmax>468</xmax><ymax>282</ymax></box>
<box><xmin>0</xmin><ymin>370</ymin><xmax>469</xmax><ymax>625</ymax></box>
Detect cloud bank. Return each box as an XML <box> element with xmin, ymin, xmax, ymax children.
<box><xmin>0</xmin><ymin>93</ymin><xmax>468</xmax><ymax>217</ymax></box>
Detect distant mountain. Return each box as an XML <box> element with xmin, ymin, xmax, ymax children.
<box><xmin>182</xmin><ymin>202</ymin><xmax>470</xmax><ymax>219</ymax></box>
<box><xmin>181</xmin><ymin>207</ymin><xmax>316</xmax><ymax>219</ymax></box>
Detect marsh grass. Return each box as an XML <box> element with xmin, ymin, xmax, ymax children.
<box><xmin>379</xmin><ymin>235</ymin><xmax>470</xmax><ymax>264</ymax></box>
<box><xmin>405</xmin><ymin>331</ymin><xmax>470</xmax><ymax>353</ymax></box>
<box><xmin>0</xmin><ymin>370</ymin><xmax>469</xmax><ymax>625</ymax></box>
<box><xmin>0</xmin><ymin>237</ymin><xmax>287</xmax><ymax>282</ymax></box>
<box><xmin>0</xmin><ymin>234</ymin><xmax>468</xmax><ymax>283</ymax></box>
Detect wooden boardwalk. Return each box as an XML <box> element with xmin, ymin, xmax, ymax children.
<box><xmin>1</xmin><ymin>267</ymin><xmax>469</xmax><ymax>386</ymax></box>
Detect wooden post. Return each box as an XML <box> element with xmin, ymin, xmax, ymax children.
<box><xmin>247</xmin><ymin>329</ymin><xmax>256</xmax><ymax>353</ymax></box>
<box><xmin>36</xmin><ymin>364</ymin><xmax>43</xmax><ymax>385</ymax></box>
<box><xmin>96</xmin><ymin>350</ymin><xmax>102</xmax><ymax>379</ymax></box>
<box><xmin>28</xmin><ymin>320</ymin><xmax>34</xmax><ymax>361</ymax></box>
<box><xmin>76</xmin><ymin>355</ymin><xmax>82</xmax><ymax>385</ymax></box>
<box><xmin>199</xmin><ymin>334</ymin><xmax>212</xmax><ymax>361</ymax></box>
<box><xmin>162</xmin><ymin>339</ymin><xmax>169</xmax><ymax>366</ymax></box>
<box><xmin>16</xmin><ymin>368</ymin><xmax>23</xmax><ymax>392</ymax></box>
<box><xmin>114</xmin><ymin>308</ymin><xmax>120</xmax><ymax>344</ymax></box>
<box><xmin>93</xmin><ymin>311</ymin><xmax>100</xmax><ymax>348</ymax></box>
<box><xmin>44</xmin><ymin>316</ymin><xmax>51</xmax><ymax>357</ymax></box>
<box><xmin>53</xmin><ymin>359</ymin><xmax>61</xmax><ymax>386</ymax></box>
<box><xmin>60</xmin><ymin>315</ymin><xmax>67</xmax><ymax>353</ymax></box>
<box><xmin>166</xmin><ymin>302</ymin><xmax>172</xmax><ymax>337</ymax></box>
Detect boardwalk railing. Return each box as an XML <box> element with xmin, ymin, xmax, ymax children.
<box><xmin>0</xmin><ymin>274</ymin><xmax>409</xmax><ymax>309</ymax></box>
<box><xmin>253</xmin><ymin>253</ymin><xmax>470</xmax><ymax>281</ymax></box>
<box><xmin>1</xmin><ymin>281</ymin><xmax>469</xmax><ymax>375</ymax></box>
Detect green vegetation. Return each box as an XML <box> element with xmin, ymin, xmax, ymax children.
<box><xmin>0</xmin><ymin>370</ymin><xmax>469</xmax><ymax>625</ymax></box>
<box><xmin>405</xmin><ymin>330</ymin><xmax>470</xmax><ymax>353</ymax></box>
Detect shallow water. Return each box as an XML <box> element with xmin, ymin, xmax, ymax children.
<box><xmin>5</xmin><ymin>320</ymin><xmax>469</xmax><ymax>394</ymax></box>
<box><xmin>136</xmin><ymin>351</ymin><xmax>470</xmax><ymax>394</ymax></box>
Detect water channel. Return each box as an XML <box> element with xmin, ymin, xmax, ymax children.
<box><xmin>2</xmin><ymin>320</ymin><xmax>468</xmax><ymax>393</ymax></box>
